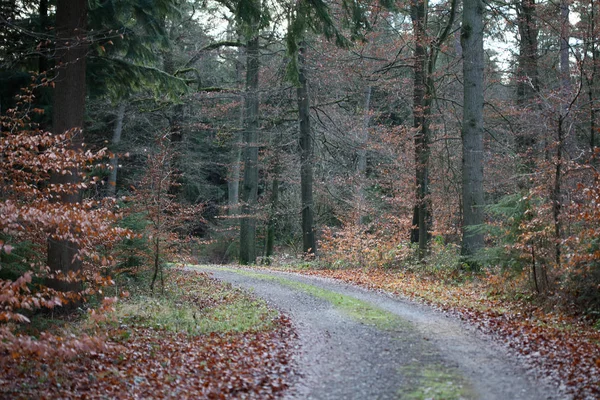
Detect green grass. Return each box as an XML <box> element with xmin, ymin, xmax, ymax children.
<box><xmin>192</xmin><ymin>265</ymin><xmax>409</xmax><ymax>331</ymax></box>
<box><xmin>103</xmin><ymin>267</ymin><xmax>279</xmax><ymax>335</ymax></box>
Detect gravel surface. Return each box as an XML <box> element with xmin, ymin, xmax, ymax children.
<box><xmin>193</xmin><ymin>266</ymin><xmax>561</xmax><ymax>400</ymax></box>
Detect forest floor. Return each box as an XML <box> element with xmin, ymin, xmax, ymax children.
<box><xmin>258</xmin><ymin>262</ymin><xmax>600</xmax><ymax>400</ymax></box>
<box><xmin>3</xmin><ymin>263</ymin><xmax>599</xmax><ymax>399</ymax></box>
<box><xmin>196</xmin><ymin>265</ymin><xmax>560</xmax><ymax>399</ymax></box>
<box><xmin>0</xmin><ymin>268</ymin><xmax>296</xmax><ymax>399</ymax></box>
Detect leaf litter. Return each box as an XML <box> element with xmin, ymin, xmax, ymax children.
<box><xmin>0</xmin><ymin>269</ymin><xmax>298</xmax><ymax>399</ymax></box>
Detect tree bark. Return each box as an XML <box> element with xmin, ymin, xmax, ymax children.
<box><xmin>559</xmin><ymin>0</ymin><xmax>571</xmax><ymax>91</ymax></box>
<box><xmin>239</xmin><ymin>34</ymin><xmax>260</xmax><ymax>264</ymax></box>
<box><xmin>515</xmin><ymin>0</ymin><xmax>539</xmax><ymax>183</ymax></box>
<box><xmin>410</xmin><ymin>0</ymin><xmax>432</xmax><ymax>260</ymax></box>
<box><xmin>461</xmin><ymin>0</ymin><xmax>485</xmax><ymax>258</ymax></box>
<box><xmin>408</xmin><ymin>0</ymin><xmax>456</xmax><ymax>258</ymax></box>
<box><xmin>38</xmin><ymin>0</ymin><xmax>49</xmax><ymax>74</ymax></box>
<box><xmin>553</xmin><ymin>0</ymin><xmax>571</xmax><ymax>269</ymax></box>
<box><xmin>298</xmin><ymin>43</ymin><xmax>317</xmax><ymax>256</ymax></box>
<box><xmin>588</xmin><ymin>0</ymin><xmax>598</xmax><ymax>151</ymax></box>
<box><xmin>47</xmin><ymin>0</ymin><xmax>88</xmax><ymax>291</ymax></box>
<box><xmin>516</xmin><ymin>0</ymin><xmax>539</xmax><ymax>103</ymax></box>
<box><xmin>229</xmin><ymin>41</ymin><xmax>245</xmax><ymax>215</ymax></box>
<box><xmin>265</xmin><ymin>176</ymin><xmax>279</xmax><ymax>262</ymax></box>
<box><xmin>162</xmin><ymin>46</ymin><xmax>185</xmax><ymax>196</ymax></box>
<box><xmin>357</xmin><ymin>85</ymin><xmax>371</xmax><ymax>225</ymax></box>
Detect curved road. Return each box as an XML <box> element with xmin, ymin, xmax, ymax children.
<box><xmin>194</xmin><ymin>266</ymin><xmax>559</xmax><ymax>400</ymax></box>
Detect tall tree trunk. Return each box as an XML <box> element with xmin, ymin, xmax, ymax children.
<box><xmin>107</xmin><ymin>103</ymin><xmax>125</xmax><ymax>197</ymax></box>
<box><xmin>229</xmin><ymin>41</ymin><xmax>245</xmax><ymax>215</ymax></box>
<box><xmin>298</xmin><ymin>43</ymin><xmax>316</xmax><ymax>256</ymax></box>
<box><xmin>410</xmin><ymin>0</ymin><xmax>432</xmax><ymax>260</ymax></box>
<box><xmin>579</xmin><ymin>0</ymin><xmax>598</xmax><ymax>156</ymax></box>
<box><xmin>461</xmin><ymin>0</ymin><xmax>485</xmax><ymax>258</ymax></box>
<box><xmin>559</xmin><ymin>0</ymin><xmax>571</xmax><ymax>91</ymax></box>
<box><xmin>516</xmin><ymin>0</ymin><xmax>539</xmax><ymax>103</ymax></box>
<box><xmin>47</xmin><ymin>0</ymin><xmax>88</xmax><ymax>291</ymax></box>
<box><xmin>38</xmin><ymin>0</ymin><xmax>49</xmax><ymax>74</ymax></box>
<box><xmin>162</xmin><ymin>47</ymin><xmax>185</xmax><ymax>196</ymax></box>
<box><xmin>239</xmin><ymin>34</ymin><xmax>260</xmax><ymax>264</ymax></box>
<box><xmin>552</xmin><ymin>0</ymin><xmax>571</xmax><ymax>270</ymax></box>
<box><xmin>589</xmin><ymin>48</ymin><xmax>598</xmax><ymax>152</ymax></box>
<box><xmin>357</xmin><ymin>85</ymin><xmax>371</xmax><ymax>225</ymax></box>
<box><xmin>515</xmin><ymin>0</ymin><xmax>539</xmax><ymax>183</ymax></box>
<box><xmin>553</xmin><ymin>116</ymin><xmax>564</xmax><ymax>271</ymax></box>
<box><xmin>551</xmin><ymin>0</ymin><xmax>572</xmax><ymax>271</ymax></box>
<box><xmin>408</xmin><ymin>0</ymin><xmax>456</xmax><ymax>258</ymax></box>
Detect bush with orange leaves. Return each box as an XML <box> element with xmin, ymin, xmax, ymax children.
<box><xmin>0</xmin><ymin>84</ymin><xmax>131</xmax><ymax>326</ymax></box>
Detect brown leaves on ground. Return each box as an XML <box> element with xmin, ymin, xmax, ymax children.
<box><xmin>0</xmin><ymin>317</ymin><xmax>295</xmax><ymax>399</ymax></box>
<box><xmin>291</xmin><ymin>267</ymin><xmax>600</xmax><ymax>399</ymax></box>
<box><xmin>0</xmin><ymin>268</ymin><xmax>297</xmax><ymax>399</ymax></box>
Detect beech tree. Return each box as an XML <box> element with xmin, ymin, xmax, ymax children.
<box><xmin>297</xmin><ymin>43</ymin><xmax>317</xmax><ymax>255</ymax></box>
<box><xmin>461</xmin><ymin>0</ymin><xmax>485</xmax><ymax>258</ymax></box>
<box><xmin>409</xmin><ymin>0</ymin><xmax>458</xmax><ymax>259</ymax></box>
<box><xmin>238</xmin><ymin>0</ymin><xmax>265</xmax><ymax>265</ymax></box>
<box><xmin>47</xmin><ymin>0</ymin><xmax>88</xmax><ymax>290</ymax></box>
<box><xmin>1</xmin><ymin>85</ymin><xmax>128</xmax><ymax>321</ymax></box>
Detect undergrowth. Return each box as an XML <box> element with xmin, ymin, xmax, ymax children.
<box><xmin>4</xmin><ymin>266</ymin><xmax>295</xmax><ymax>399</ymax></box>
<box><xmin>100</xmin><ymin>266</ymin><xmax>279</xmax><ymax>335</ymax></box>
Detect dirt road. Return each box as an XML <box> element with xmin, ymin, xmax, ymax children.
<box><xmin>193</xmin><ymin>265</ymin><xmax>560</xmax><ymax>400</ymax></box>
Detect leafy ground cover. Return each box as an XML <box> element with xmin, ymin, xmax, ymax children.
<box><xmin>0</xmin><ymin>268</ymin><xmax>296</xmax><ymax>399</ymax></box>
<box><xmin>268</xmin><ymin>263</ymin><xmax>600</xmax><ymax>399</ymax></box>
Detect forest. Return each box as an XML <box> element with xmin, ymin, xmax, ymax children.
<box><xmin>1</xmin><ymin>0</ymin><xmax>600</xmax><ymax>398</ymax></box>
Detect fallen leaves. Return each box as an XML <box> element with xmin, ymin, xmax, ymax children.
<box><xmin>0</xmin><ymin>269</ymin><xmax>298</xmax><ymax>399</ymax></box>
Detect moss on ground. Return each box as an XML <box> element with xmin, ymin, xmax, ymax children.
<box><xmin>399</xmin><ymin>363</ymin><xmax>475</xmax><ymax>400</ymax></box>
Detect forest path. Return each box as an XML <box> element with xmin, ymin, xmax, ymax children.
<box><xmin>191</xmin><ymin>265</ymin><xmax>558</xmax><ymax>400</ymax></box>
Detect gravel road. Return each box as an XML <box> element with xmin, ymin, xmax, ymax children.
<box><xmin>193</xmin><ymin>265</ymin><xmax>561</xmax><ymax>400</ymax></box>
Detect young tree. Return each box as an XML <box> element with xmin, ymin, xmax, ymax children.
<box><xmin>1</xmin><ymin>85</ymin><xmax>128</xmax><ymax>320</ymax></box>
<box><xmin>132</xmin><ymin>135</ymin><xmax>200</xmax><ymax>292</ymax></box>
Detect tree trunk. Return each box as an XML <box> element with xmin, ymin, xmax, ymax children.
<box><xmin>589</xmin><ymin>0</ymin><xmax>598</xmax><ymax>151</ymax></box>
<box><xmin>239</xmin><ymin>34</ymin><xmax>260</xmax><ymax>265</ymax></box>
<box><xmin>107</xmin><ymin>103</ymin><xmax>125</xmax><ymax>197</ymax></box>
<box><xmin>553</xmin><ymin>116</ymin><xmax>564</xmax><ymax>272</ymax></box>
<box><xmin>265</xmin><ymin>176</ymin><xmax>279</xmax><ymax>262</ymax></box>
<box><xmin>559</xmin><ymin>0</ymin><xmax>571</xmax><ymax>91</ymax></box>
<box><xmin>228</xmin><ymin>131</ymin><xmax>242</xmax><ymax>214</ymax></box>
<box><xmin>410</xmin><ymin>0</ymin><xmax>432</xmax><ymax>260</ymax></box>
<box><xmin>515</xmin><ymin>0</ymin><xmax>539</xmax><ymax>183</ymax></box>
<box><xmin>553</xmin><ymin>0</ymin><xmax>571</xmax><ymax>269</ymax></box>
<box><xmin>357</xmin><ymin>85</ymin><xmax>371</xmax><ymax>225</ymax></box>
<box><xmin>47</xmin><ymin>0</ymin><xmax>88</xmax><ymax>291</ymax></box>
<box><xmin>461</xmin><ymin>0</ymin><xmax>485</xmax><ymax>258</ymax></box>
<box><xmin>162</xmin><ymin>47</ymin><xmax>185</xmax><ymax>196</ymax></box>
<box><xmin>298</xmin><ymin>43</ymin><xmax>316</xmax><ymax>256</ymax></box>
<box><xmin>38</xmin><ymin>0</ymin><xmax>49</xmax><ymax>74</ymax></box>
<box><xmin>229</xmin><ymin>41</ymin><xmax>245</xmax><ymax>215</ymax></box>
<box><xmin>516</xmin><ymin>0</ymin><xmax>539</xmax><ymax>103</ymax></box>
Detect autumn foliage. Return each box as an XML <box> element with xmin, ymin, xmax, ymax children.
<box><xmin>126</xmin><ymin>134</ymin><xmax>204</xmax><ymax>291</ymax></box>
<box><xmin>0</xmin><ymin>84</ymin><xmax>130</xmax><ymax>323</ymax></box>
